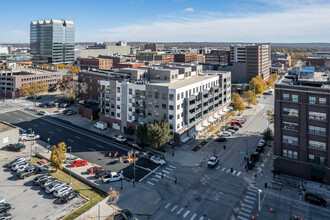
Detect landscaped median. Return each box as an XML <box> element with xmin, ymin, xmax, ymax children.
<box><xmin>30</xmin><ymin>157</ymin><xmax>106</xmax><ymax>220</ymax></box>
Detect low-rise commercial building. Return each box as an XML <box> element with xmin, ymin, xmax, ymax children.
<box><xmin>205</xmin><ymin>50</ymin><xmax>230</xmax><ymax>65</ymax></box>
<box><xmin>136</xmin><ymin>54</ymin><xmax>174</xmax><ymax>64</ymax></box>
<box><xmin>117</xmin><ymin>62</ymin><xmax>145</xmax><ymax>68</ymax></box>
<box><xmin>144</xmin><ymin>43</ymin><xmax>164</xmax><ymax>52</ymax></box>
<box><xmin>174</xmin><ymin>54</ymin><xmax>198</xmax><ymax>63</ymax></box>
<box><xmin>0</xmin><ymin>121</ymin><xmax>19</xmax><ymax>149</ymax></box>
<box><xmin>98</xmin><ymin>55</ymin><xmax>136</xmax><ymax>67</ymax></box>
<box><xmin>77</xmin><ymin>57</ymin><xmax>113</xmax><ymax>70</ymax></box>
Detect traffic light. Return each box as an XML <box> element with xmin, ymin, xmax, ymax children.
<box><xmin>223</xmin><ymin>145</ymin><xmax>226</xmax><ymax>150</ymax></box>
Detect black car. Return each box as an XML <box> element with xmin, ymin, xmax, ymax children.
<box><xmin>66</xmin><ymin>110</ymin><xmax>77</xmax><ymax>116</ymax></box>
<box><xmin>18</xmin><ymin>166</ymin><xmax>42</xmax><ymax>179</ymax></box>
<box><xmin>255</xmin><ymin>146</ymin><xmax>264</xmax><ymax>154</ymax></box>
<box><xmin>61</xmin><ymin>190</ymin><xmax>79</xmax><ymax>203</ymax></box>
<box><xmin>250</xmin><ymin>153</ymin><xmax>260</xmax><ymax>162</ymax></box>
<box><xmin>305</xmin><ymin>193</ymin><xmax>326</xmax><ymax>207</ymax></box>
<box><xmin>0</xmin><ymin>204</ymin><xmax>11</xmax><ymax>214</ymax></box>
<box><xmin>63</xmin><ymin>109</ymin><xmax>71</xmax><ymax>114</ymax></box>
<box><xmin>0</xmin><ymin>213</ymin><xmax>12</xmax><ymax>220</ymax></box>
<box><xmin>95</xmin><ymin>170</ymin><xmax>109</xmax><ymax>179</ymax></box>
<box><xmin>6</xmin><ymin>143</ymin><xmax>25</xmax><ymax>152</ymax></box>
<box><xmin>215</xmin><ymin>138</ymin><xmax>227</xmax><ymax>142</ymax></box>
<box><xmin>245</xmin><ymin>161</ymin><xmax>255</xmax><ymax>170</ymax></box>
<box><xmin>113</xmin><ymin>209</ymin><xmax>135</xmax><ymax>220</ymax></box>
<box><xmin>33</xmin><ymin>174</ymin><xmax>52</xmax><ymax>185</ymax></box>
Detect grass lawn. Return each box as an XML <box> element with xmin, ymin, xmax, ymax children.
<box><xmin>30</xmin><ymin>157</ymin><xmax>106</xmax><ymax>220</ymax></box>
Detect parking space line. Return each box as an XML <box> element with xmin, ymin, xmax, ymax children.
<box><xmin>226</xmin><ymin>169</ymin><xmax>230</xmax><ymax>173</ymax></box>
<box><xmin>216</xmin><ymin>166</ymin><xmax>220</xmax><ymax>170</ymax></box>
<box><xmin>165</xmin><ymin>167</ymin><xmax>173</xmax><ymax>171</ymax></box>
<box><xmin>162</xmin><ymin>170</ymin><xmax>170</xmax><ymax>174</ymax></box>
<box><xmin>49</xmin><ymin>131</ymin><xmax>54</xmax><ymax>134</ymax></box>
<box><xmin>171</xmin><ymin>205</ymin><xmax>178</xmax><ymax>212</ymax></box>
<box><xmin>75</xmin><ymin>136</ymin><xmax>81</xmax><ymax>139</ymax></box>
<box><xmin>221</xmin><ymin>167</ymin><xmax>226</xmax><ymax>171</ymax></box>
<box><xmin>232</xmin><ymin>170</ymin><xmax>236</xmax><ymax>175</ymax></box>
<box><xmin>177</xmin><ymin>207</ymin><xmax>184</xmax><ymax>215</ymax></box>
<box><xmin>237</xmin><ymin>171</ymin><xmax>242</xmax><ymax>176</ymax></box>
<box><xmin>156</xmin><ymin>175</ymin><xmax>162</xmax><ymax>179</ymax></box>
<box><xmin>57</xmin><ymin>129</ymin><xmax>62</xmax><ymax>132</ymax></box>
<box><xmin>97</xmin><ymin>144</ymin><xmax>104</xmax><ymax>149</ymax></box>
<box><xmin>165</xmin><ymin>202</ymin><xmax>171</xmax><ymax>209</ymax></box>
<box><xmin>68</xmin><ymin>139</ymin><xmax>74</xmax><ymax>142</ymax></box>
<box><xmin>151</xmin><ymin>178</ymin><xmax>159</xmax><ymax>182</ymax></box>
<box><xmin>89</xmin><ymin>148</ymin><xmax>96</xmax><ymax>151</ymax></box>
<box><xmin>169</xmin><ymin>165</ymin><xmax>176</xmax><ymax>169</ymax></box>
<box><xmin>147</xmin><ymin>181</ymin><xmax>154</xmax><ymax>186</ymax></box>
<box><xmin>190</xmin><ymin>213</ymin><xmax>197</xmax><ymax>220</ymax></box>
<box><xmin>183</xmin><ymin>210</ymin><xmax>190</xmax><ymax>218</ymax></box>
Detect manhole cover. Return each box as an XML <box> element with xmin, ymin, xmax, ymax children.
<box><xmin>195</xmin><ymin>197</ymin><xmax>201</xmax><ymax>202</ymax></box>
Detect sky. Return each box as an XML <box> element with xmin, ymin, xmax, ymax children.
<box><xmin>0</xmin><ymin>0</ymin><xmax>329</xmax><ymax>43</ymax></box>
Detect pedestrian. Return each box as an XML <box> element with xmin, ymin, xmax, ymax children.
<box><xmin>261</xmin><ymin>171</ymin><xmax>263</xmax><ymax>177</ymax></box>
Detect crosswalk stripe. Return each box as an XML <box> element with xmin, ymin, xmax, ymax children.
<box><xmin>165</xmin><ymin>202</ymin><xmax>171</xmax><ymax>209</ymax></box>
<box><xmin>246</xmin><ymin>195</ymin><xmax>256</xmax><ymax>201</ymax></box>
<box><xmin>169</xmin><ymin>165</ymin><xmax>176</xmax><ymax>169</ymax></box>
<box><xmin>248</xmin><ymin>188</ymin><xmax>258</xmax><ymax>193</ymax></box>
<box><xmin>226</xmin><ymin>169</ymin><xmax>230</xmax><ymax>173</ymax></box>
<box><xmin>190</xmin><ymin>213</ymin><xmax>197</xmax><ymax>220</ymax></box>
<box><xmin>162</xmin><ymin>170</ymin><xmax>170</xmax><ymax>174</ymax></box>
<box><xmin>250</xmin><ymin>185</ymin><xmax>258</xmax><ymax>190</ymax></box>
<box><xmin>216</xmin><ymin>166</ymin><xmax>220</xmax><ymax>170</ymax></box>
<box><xmin>183</xmin><ymin>210</ymin><xmax>190</xmax><ymax>218</ymax></box>
<box><xmin>242</xmin><ymin>204</ymin><xmax>253</xmax><ymax>209</ymax></box>
<box><xmin>147</xmin><ymin>181</ymin><xmax>154</xmax><ymax>185</ymax></box>
<box><xmin>237</xmin><ymin>171</ymin><xmax>242</xmax><ymax>176</ymax></box>
<box><xmin>171</xmin><ymin>205</ymin><xmax>177</xmax><ymax>212</ymax></box>
<box><xmin>241</xmin><ymin>207</ymin><xmax>251</xmax><ymax>213</ymax></box>
<box><xmin>199</xmin><ymin>217</ymin><xmax>204</xmax><ymax>220</ymax></box>
<box><xmin>244</xmin><ymin>199</ymin><xmax>254</xmax><ymax>204</ymax></box>
<box><xmin>247</xmin><ymin>191</ymin><xmax>256</xmax><ymax>196</ymax></box>
<box><xmin>165</xmin><ymin>167</ymin><xmax>173</xmax><ymax>171</ymax></box>
<box><xmin>221</xmin><ymin>167</ymin><xmax>226</xmax><ymax>171</ymax></box>
<box><xmin>156</xmin><ymin>175</ymin><xmax>162</xmax><ymax>179</ymax></box>
<box><xmin>237</xmin><ymin>216</ymin><xmax>249</xmax><ymax>220</ymax></box>
<box><xmin>177</xmin><ymin>208</ymin><xmax>184</xmax><ymax>215</ymax></box>
<box><xmin>238</xmin><ymin>211</ymin><xmax>251</xmax><ymax>218</ymax></box>
<box><xmin>232</xmin><ymin>170</ymin><xmax>236</xmax><ymax>175</ymax></box>
<box><xmin>151</xmin><ymin>178</ymin><xmax>159</xmax><ymax>182</ymax></box>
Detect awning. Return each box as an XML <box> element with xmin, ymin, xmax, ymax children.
<box><xmin>181</xmin><ymin>136</ymin><xmax>191</xmax><ymax>143</ymax></box>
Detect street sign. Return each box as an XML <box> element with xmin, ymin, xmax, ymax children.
<box><xmin>240</xmin><ymin>151</ymin><xmax>245</xmax><ymax>154</ymax></box>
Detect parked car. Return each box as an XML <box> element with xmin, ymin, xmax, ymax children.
<box><xmin>226</xmin><ymin>128</ymin><xmax>236</xmax><ymax>134</ymax></box>
<box><xmin>207</xmin><ymin>156</ymin><xmax>219</xmax><ymax>168</ymax></box>
<box><xmin>95</xmin><ymin>170</ymin><xmax>110</xmax><ymax>179</ymax></box>
<box><xmin>53</xmin><ymin>185</ymin><xmax>73</xmax><ymax>198</ymax></box>
<box><xmin>0</xmin><ymin>213</ymin><xmax>12</xmax><ymax>220</ymax></box>
<box><xmin>113</xmin><ymin>209</ymin><xmax>135</xmax><ymax>220</ymax></box>
<box><xmin>0</xmin><ymin>197</ymin><xmax>4</xmax><ymax>204</ymax></box>
<box><xmin>245</xmin><ymin>161</ymin><xmax>255</xmax><ymax>170</ymax></box>
<box><xmin>63</xmin><ymin>109</ymin><xmax>70</xmax><ymax>114</ymax></box>
<box><xmin>64</xmin><ymin>156</ymin><xmax>78</xmax><ymax>164</ymax></box>
<box><xmin>0</xmin><ymin>203</ymin><xmax>11</xmax><ymax>214</ymax></box>
<box><xmin>255</xmin><ymin>146</ymin><xmax>264</xmax><ymax>154</ymax></box>
<box><xmin>12</xmin><ymin>162</ymin><xmax>30</xmax><ymax>171</ymax></box>
<box><xmin>305</xmin><ymin>193</ymin><xmax>326</xmax><ymax>207</ymax></box>
<box><xmin>150</xmin><ymin>156</ymin><xmax>166</xmax><ymax>165</ymax></box>
<box><xmin>229</xmin><ymin>126</ymin><xmax>239</xmax><ymax>131</ymax></box>
<box><xmin>45</xmin><ymin>181</ymin><xmax>66</xmax><ymax>194</ymax></box>
<box><xmin>19</xmin><ymin>133</ymin><xmax>40</xmax><ymax>141</ymax></box>
<box><xmin>236</xmin><ymin>118</ymin><xmax>247</xmax><ymax>124</ymax></box>
<box><xmin>18</xmin><ymin>128</ymin><xmax>26</xmax><ymax>134</ymax></box>
<box><xmin>40</xmin><ymin>178</ymin><xmax>58</xmax><ymax>189</ymax></box>
<box><xmin>113</xmin><ymin>135</ymin><xmax>127</xmax><ymax>143</ymax></box>
<box><xmin>65</xmin><ymin>110</ymin><xmax>77</xmax><ymax>116</ymax></box>
<box><xmin>33</xmin><ymin>174</ymin><xmax>52</xmax><ymax>185</ymax></box>
<box><xmin>16</xmin><ymin>164</ymin><xmax>34</xmax><ymax>173</ymax></box>
<box><xmin>87</xmin><ymin>166</ymin><xmax>104</xmax><ymax>175</ymax></box>
<box><xmin>257</xmin><ymin>139</ymin><xmax>266</xmax><ymax>147</ymax></box>
<box><xmin>93</xmin><ymin>121</ymin><xmax>108</xmax><ymax>130</ymax></box>
<box><xmin>71</xmin><ymin>160</ymin><xmax>88</xmax><ymax>167</ymax></box>
<box><xmin>215</xmin><ymin>137</ymin><xmax>227</xmax><ymax>142</ymax></box>
<box><xmin>18</xmin><ymin>166</ymin><xmax>41</xmax><ymax>179</ymax></box>
<box><xmin>250</xmin><ymin>153</ymin><xmax>260</xmax><ymax>162</ymax></box>
<box><xmin>38</xmin><ymin>110</ymin><xmax>48</xmax><ymax>116</ymax></box>
<box><xmin>101</xmin><ymin>172</ymin><xmax>124</xmax><ymax>183</ymax></box>
<box><xmin>5</xmin><ymin>143</ymin><xmax>25</xmax><ymax>152</ymax></box>
<box><xmin>231</xmin><ymin>121</ymin><xmax>242</xmax><ymax>127</ymax></box>
<box><xmin>61</xmin><ymin>190</ymin><xmax>80</xmax><ymax>203</ymax></box>
<box><xmin>6</xmin><ymin>157</ymin><xmax>26</xmax><ymax>168</ymax></box>
<box><xmin>220</xmin><ymin>131</ymin><xmax>231</xmax><ymax>137</ymax></box>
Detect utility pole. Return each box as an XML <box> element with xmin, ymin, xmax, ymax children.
<box><xmin>47</xmin><ymin>138</ymin><xmax>50</xmax><ymax>153</ymax></box>
<box><xmin>258</xmin><ymin>189</ymin><xmax>262</xmax><ymax>212</ymax></box>
<box><xmin>243</xmin><ymin>139</ymin><xmax>249</xmax><ymax>161</ymax></box>
<box><xmin>68</xmin><ymin>146</ymin><xmax>72</xmax><ymax>184</ymax></box>
<box><xmin>121</xmin><ymin>171</ymin><xmax>123</xmax><ymax>190</ymax></box>
<box><xmin>133</xmin><ymin>151</ymin><xmax>136</xmax><ymax>188</ymax></box>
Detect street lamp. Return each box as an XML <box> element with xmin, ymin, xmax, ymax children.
<box><xmin>172</xmin><ymin>145</ymin><xmax>174</xmax><ymax>156</ymax></box>
<box><xmin>243</xmin><ymin>139</ymin><xmax>249</xmax><ymax>161</ymax></box>
<box><xmin>98</xmin><ymin>202</ymin><xmax>100</xmax><ymax>220</ymax></box>
<box><xmin>121</xmin><ymin>171</ymin><xmax>123</xmax><ymax>190</ymax></box>
<box><xmin>132</xmin><ymin>150</ymin><xmax>139</xmax><ymax>188</ymax></box>
<box><xmin>258</xmin><ymin>189</ymin><xmax>262</xmax><ymax>212</ymax></box>
<box><xmin>47</xmin><ymin>138</ymin><xmax>50</xmax><ymax>153</ymax></box>
<box><xmin>67</xmin><ymin>146</ymin><xmax>72</xmax><ymax>184</ymax></box>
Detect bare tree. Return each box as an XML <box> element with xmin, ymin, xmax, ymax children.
<box><xmin>65</xmin><ymin>81</ymin><xmax>88</xmax><ymax>104</ymax></box>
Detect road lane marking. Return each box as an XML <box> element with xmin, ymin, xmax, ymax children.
<box><xmin>147</xmin><ymin>181</ymin><xmax>154</xmax><ymax>186</ymax></box>
<box><xmin>242</xmin><ymin>204</ymin><xmax>253</xmax><ymax>209</ymax></box>
<box><xmin>232</xmin><ymin>170</ymin><xmax>236</xmax><ymax>175</ymax></box>
<box><xmin>247</xmin><ymin>191</ymin><xmax>256</xmax><ymax>196</ymax></box>
<box><xmin>171</xmin><ymin>205</ymin><xmax>177</xmax><ymax>212</ymax></box>
<box><xmin>245</xmin><ymin>112</ymin><xmax>266</xmax><ymax>135</ymax></box>
<box><xmin>199</xmin><ymin>217</ymin><xmax>204</xmax><ymax>220</ymax></box>
<box><xmin>151</xmin><ymin>178</ymin><xmax>159</xmax><ymax>182</ymax></box>
<box><xmin>183</xmin><ymin>210</ymin><xmax>190</xmax><ymax>218</ymax></box>
<box><xmin>68</xmin><ymin>139</ymin><xmax>74</xmax><ymax>142</ymax></box>
<box><xmin>177</xmin><ymin>207</ymin><xmax>184</xmax><ymax>215</ymax></box>
<box><xmin>89</xmin><ymin>148</ymin><xmax>96</xmax><ymax>151</ymax></box>
<box><xmin>190</xmin><ymin>213</ymin><xmax>197</xmax><ymax>220</ymax></box>
<box><xmin>169</xmin><ymin>165</ymin><xmax>176</xmax><ymax>169</ymax></box>
<box><xmin>241</xmin><ymin>207</ymin><xmax>251</xmax><ymax>213</ymax></box>
<box><xmin>226</xmin><ymin>169</ymin><xmax>230</xmax><ymax>173</ymax></box>
<box><xmin>165</xmin><ymin>167</ymin><xmax>173</xmax><ymax>171</ymax></box>
<box><xmin>216</xmin><ymin>166</ymin><xmax>220</xmax><ymax>170</ymax></box>
<box><xmin>221</xmin><ymin>167</ymin><xmax>226</xmax><ymax>171</ymax></box>
<box><xmin>237</xmin><ymin>171</ymin><xmax>242</xmax><ymax>176</ymax></box>
<box><xmin>40</xmin><ymin>122</ymin><xmax>46</xmax><ymax>125</ymax></box>
<box><xmin>237</xmin><ymin>216</ymin><xmax>249</xmax><ymax>220</ymax></box>
<box><xmin>246</xmin><ymin>195</ymin><xmax>256</xmax><ymax>200</ymax></box>
<box><xmin>238</xmin><ymin>211</ymin><xmax>250</xmax><ymax>218</ymax></box>
<box><xmin>162</xmin><ymin>170</ymin><xmax>170</xmax><ymax>174</ymax></box>
<box><xmin>57</xmin><ymin>129</ymin><xmax>62</xmax><ymax>132</ymax></box>
<box><xmin>244</xmin><ymin>199</ymin><xmax>254</xmax><ymax>204</ymax></box>
<box><xmin>75</xmin><ymin>136</ymin><xmax>81</xmax><ymax>139</ymax></box>
<box><xmin>165</xmin><ymin>202</ymin><xmax>171</xmax><ymax>209</ymax></box>
<box><xmin>97</xmin><ymin>144</ymin><xmax>104</xmax><ymax>149</ymax></box>
<box><xmin>154</xmin><ymin>198</ymin><xmax>160</xmax><ymax>205</ymax></box>
<box><xmin>49</xmin><ymin>131</ymin><xmax>54</xmax><ymax>134</ymax></box>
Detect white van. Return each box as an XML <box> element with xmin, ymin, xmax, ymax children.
<box><xmin>268</xmin><ymin>89</ymin><xmax>274</xmax><ymax>95</ymax></box>
<box><xmin>94</xmin><ymin>121</ymin><xmax>107</xmax><ymax>130</ymax></box>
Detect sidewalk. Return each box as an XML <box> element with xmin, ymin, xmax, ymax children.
<box><xmin>34</xmin><ymin>141</ymin><xmax>161</xmax><ymax>220</ymax></box>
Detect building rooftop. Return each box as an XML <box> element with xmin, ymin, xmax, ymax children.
<box><xmin>0</xmin><ymin>121</ymin><xmax>16</xmax><ymax>133</ymax></box>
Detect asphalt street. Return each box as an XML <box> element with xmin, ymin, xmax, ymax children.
<box><xmin>0</xmin><ymin>109</ymin><xmax>158</xmax><ymax>181</ymax></box>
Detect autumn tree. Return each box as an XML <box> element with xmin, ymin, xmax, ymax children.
<box><xmin>231</xmin><ymin>93</ymin><xmax>245</xmax><ymax>114</ymax></box>
<box><xmin>65</xmin><ymin>81</ymin><xmax>88</xmax><ymax>103</ymax></box>
<box><xmin>243</xmin><ymin>90</ymin><xmax>259</xmax><ymax>107</ymax></box>
<box><xmin>50</xmin><ymin>142</ymin><xmax>67</xmax><ymax>172</ymax></box>
<box><xmin>30</xmin><ymin>80</ymin><xmax>49</xmax><ymax>105</ymax></box>
<box><xmin>249</xmin><ymin>78</ymin><xmax>263</xmax><ymax>94</ymax></box>
<box><xmin>231</xmin><ymin>92</ymin><xmax>241</xmax><ymax>102</ymax></box>
<box><xmin>267</xmin><ymin>73</ymin><xmax>279</xmax><ymax>88</ymax></box>
<box><xmin>256</xmin><ymin>76</ymin><xmax>267</xmax><ymax>91</ymax></box>
<box><xmin>147</xmin><ymin>121</ymin><xmax>172</xmax><ymax>150</ymax></box>
<box><xmin>18</xmin><ymin>83</ymin><xmax>31</xmax><ymax>97</ymax></box>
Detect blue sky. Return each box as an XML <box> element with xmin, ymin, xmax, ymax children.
<box><xmin>0</xmin><ymin>0</ymin><xmax>329</xmax><ymax>43</ymax></box>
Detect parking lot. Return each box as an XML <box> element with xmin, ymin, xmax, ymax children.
<box><xmin>0</xmin><ymin>149</ymin><xmax>85</xmax><ymax>220</ymax></box>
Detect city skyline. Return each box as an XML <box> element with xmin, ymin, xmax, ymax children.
<box><xmin>1</xmin><ymin>0</ymin><xmax>330</xmax><ymax>43</ymax></box>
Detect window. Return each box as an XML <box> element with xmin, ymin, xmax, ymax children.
<box><xmin>181</xmin><ymin>92</ymin><xmax>184</xmax><ymax>99</ymax></box>
<box><xmin>309</xmin><ymin>96</ymin><xmax>316</xmax><ymax>104</ymax></box>
<box><xmin>177</xmin><ymin>94</ymin><xmax>180</xmax><ymax>100</ymax></box>
<box><xmin>309</xmin><ymin>140</ymin><xmax>326</xmax><ymax>151</ymax></box>
<box><xmin>309</xmin><ymin>126</ymin><xmax>326</xmax><ymax>135</ymax></box>
<box><xmin>309</xmin><ymin>154</ymin><xmax>326</xmax><ymax>165</ymax></box>
<box><xmin>309</xmin><ymin>111</ymin><xmax>326</xmax><ymax>120</ymax></box>
<box><xmin>169</xmin><ymin>94</ymin><xmax>174</xmax><ymax>101</ymax></box>
<box><xmin>129</xmin><ymin>89</ymin><xmax>132</xmax><ymax>95</ymax></box>
<box><xmin>156</xmin><ymin>74</ymin><xmax>160</xmax><ymax>79</ymax></box>
<box><xmin>117</xmin><ymin>96</ymin><xmax>120</xmax><ymax>101</ymax></box>
<box><xmin>117</xmin><ymin>87</ymin><xmax>120</xmax><ymax>93</ymax></box>
<box><xmin>169</xmin><ymin>105</ymin><xmax>174</xmax><ymax>110</ymax></box>
<box><xmin>283</xmin><ymin>135</ymin><xmax>298</xmax><ymax>145</ymax></box>
<box><xmin>147</xmin><ymin>111</ymin><xmax>152</xmax><ymax>116</ymax></box>
<box><xmin>292</xmin><ymin>95</ymin><xmax>298</xmax><ymax>102</ymax></box>
<box><xmin>116</xmin><ymin>105</ymin><xmax>120</xmax><ymax>110</ymax></box>
<box><xmin>283</xmin><ymin>122</ymin><xmax>299</xmax><ymax>130</ymax></box>
<box><xmin>162</xmin><ymin>104</ymin><xmax>167</xmax><ymax>109</ymax></box>
<box><xmin>117</xmin><ymin>113</ymin><xmax>120</xmax><ymax>117</ymax></box>
<box><xmin>177</xmin><ymin>105</ymin><xmax>180</xmax><ymax>110</ymax></box>
<box><xmin>147</xmin><ymin>101</ymin><xmax>152</xmax><ymax>107</ymax></box>
<box><xmin>283</xmin><ymin>108</ymin><xmax>298</xmax><ymax>117</ymax></box>
<box><xmin>169</xmin><ymin>115</ymin><xmax>174</xmax><ymax>120</ymax></box>
<box><xmin>162</xmin><ymin>93</ymin><xmax>167</xmax><ymax>100</ymax></box>
<box><xmin>283</xmin><ymin>94</ymin><xmax>289</xmax><ymax>101</ymax></box>
<box><xmin>155</xmin><ymin>92</ymin><xmax>159</xmax><ymax>99</ymax></box>
<box><xmin>154</xmin><ymin>112</ymin><xmax>159</xmax><ymax>117</ymax></box>
<box><xmin>154</xmin><ymin>102</ymin><xmax>159</xmax><ymax>108</ymax></box>
<box><xmin>177</xmin><ymin>114</ymin><xmax>180</xmax><ymax>119</ymax></box>
<box><xmin>283</xmin><ymin>149</ymin><xmax>298</xmax><ymax>160</ymax></box>
<box><xmin>283</xmin><ymin>149</ymin><xmax>287</xmax><ymax>157</ymax></box>
<box><xmin>148</xmin><ymin>91</ymin><xmax>152</xmax><ymax>98</ymax></box>
<box><xmin>319</xmin><ymin>97</ymin><xmax>326</xmax><ymax>105</ymax></box>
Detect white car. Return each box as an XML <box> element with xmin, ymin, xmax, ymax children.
<box><xmin>12</xmin><ymin>162</ymin><xmax>30</xmax><ymax>171</ymax></box>
<box><xmin>19</xmin><ymin>133</ymin><xmax>40</xmax><ymax>141</ymax></box>
<box><xmin>8</xmin><ymin>157</ymin><xmax>26</xmax><ymax>168</ymax></box>
<box><xmin>0</xmin><ymin>196</ymin><xmax>5</xmax><ymax>204</ymax></box>
<box><xmin>207</xmin><ymin>156</ymin><xmax>219</xmax><ymax>168</ymax></box>
<box><xmin>45</xmin><ymin>181</ymin><xmax>66</xmax><ymax>194</ymax></box>
<box><xmin>220</xmin><ymin>131</ymin><xmax>231</xmax><ymax>137</ymax></box>
<box><xmin>258</xmin><ymin>139</ymin><xmax>266</xmax><ymax>147</ymax></box>
<box><xmin>226</xmin><ymin>128</ymin><xmax>236</xmax><ymax>134</ymax></box>
<box><xmin>101</xmin><ymin>172</ymin><xmax>124</xmax><ymax>183</ymax></box>
<box><xmin>53</xmin><ymin>185</ymin><xmax>73</xmax><ymax>198</ymax></box>
<box><xmin>113</xmin><ymin>135</ymin><xmax>127</xmax><ymax>143</ymax></box>
<box><xmin>150</xmin><ymin>156</ymin><xmax>166</xmax><ymax>165</ymax></box>
<box><xmin>38</xmin><ymin>111</ymin><xmax>48</xmax><ymax>116</ymax></box>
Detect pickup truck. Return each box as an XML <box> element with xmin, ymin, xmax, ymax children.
<box><xmin>19</xmin><ymin>133</ymin><xmax>40</xmax><ymax>141</ymax></box>
<box><xmin>113</xmin><ymin>135</ymin><xmax>127</xmax><ymax>144</ymax></box>
<box><xmin>18</xmin><ymin>166</ymin><xmax>42</xmax><ymax>179</ymax></box>
<box><xmin>207</xmin><ymin>156</ymin><xmax>219</xmax><ymax>168</ymax></box>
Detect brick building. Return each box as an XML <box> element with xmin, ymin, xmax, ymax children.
<box><xmin>174</xmin><ymin>54</ymin><xmax>198</xmax><ymax>63</ymax></box>
<box><xmin>117</xmin><ymin>62</ymin><xmax>146</xmax><ymax>68</ymax></box>
<box><xmin>98</xmin><ymin>55</ymin><xmax>136</xmax><ymax>67</ymax></box>
<box><xmin>205</xmin><ymin>50</ymin><xmax>230</xmax><ymax>65</ymax></box>
<box><xmin>78</xmin><ymin>70</ymin><xmax>109</xmax><ymax>100</ymax></box>
<box><xmin>144</xmin><ymin>43</ymin><xmax>164</xmax><ymax>52</ymax></box>
<box><xmin>77</xmin><ymin>57</ymin><xmax>113</xmax><ymax>70</ymax></box>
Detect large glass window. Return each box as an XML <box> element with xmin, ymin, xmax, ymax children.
<box><xmin>309</xmin><ymin>140</ymin><xmax>326</xmax><ymax>151</ymax></box>
<box><xmin>283</xmin><ymin>122</ymin><xmax>299</xmax><ymax>130</ymax></box>
<box><xmin>283</xmin><ymin>94</ymin><xmax>289</xmax><ymax>101</ymax></box>
<box><xmin>292</xmin><ymin>95</ymin><xmax>298</xmax><ymax>102</ymax></box>
<box><xmin>309</xmin><ymin>97</ymin><xmax>316</xmax><ymax>104</ymax></box>
<box><xmin>319</xmin><ymin>97</ymin><xmax>326</xmax><ymax>105</ymax></box>
<box><xmin>309</xmin><ymin>111</ymin><xmax>326</xmax><ymax>120</ymax></box>
<box><xmin>283</xmin><ymin>108</ymin><xmax>298</xmax><ymax>117</ymax></box>
<box><xmin>309</xmin><ymin>154</ymin><xmax>326</xmax><ymax>165</ymax></box>
<box><xmin>309</xmin><ymin>126</ymin><xmax>326</xmax><ymax>135</ymax></box>
<box><xmin>283</xmin><ymin>135</ymin><xmax>298</xmax><ymax>145</ymax></box>
<box><xmin>283</xmin><ymin>149</ymin><xmax>298</xmax><ymax>160</ymax></box>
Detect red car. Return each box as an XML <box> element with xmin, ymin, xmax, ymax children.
<box><xmin>86</xmin><ymin>166</ymin><xmax>103</xmax><ymax>174</ymax></box>
<box><xmin>71</xmin><ymin>160</ymin><xmax>88</xmax><ymax>167</ymax></box>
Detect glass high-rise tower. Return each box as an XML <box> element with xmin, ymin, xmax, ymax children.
<box><xmin>30</xmin><ymin>19</ymin><xmax>75</xmax><ymax>64</ymax></box>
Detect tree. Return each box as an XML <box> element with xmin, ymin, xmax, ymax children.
<box><xmin>249</xmin><ymin>78</ymin><xmax>264</xmax><ymax>94</ymax></box>
<box><xmin>136</xmin><ymin>124</ymin><xmax>150</xmax><ymax>145</ymax></box>
<box><xmin>263</xmin><ymin>128</ymin><xmax>274</xmax><ymax>143</ymax></box>
<box><xmin>256</xmin><ymin>76</ymin><xmax>267</xmax><ymax>91</ymax></box>
<box><xmin>266</xmin><ymin>110</ymin><xmax>274</xmax><ymax>125</ymax></box>
<box><xmin>50</xmin><ymin>142</ymin><xmax>67</xmax><ymax>172</ymax></box>
<box><xmin>19</xmin><ymin>83</ymin><xmax>31</xmax><ymax>97</ymax></box>
<box><xmin>232</xmin><ymin>93</ymin><xmax>245</xmax><ymax>114</ymax></box>
<box><xmin>147</xmin><ymin>121</ymin><xmax>171</xmax><ymax>150</ymax></box>
<box><xmin>65</xmin><ymin>81</ymin><xmax>88</xmax><ymax>103</ymax></box>
<box><xmin>243</xmin><ymin>90</ymin><xmax>259</xmax><ymax>107</ymax></box>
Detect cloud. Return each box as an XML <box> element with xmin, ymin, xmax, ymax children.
<box><xmin>97</xmin><ymin>3</ymin><xmax>330</xmax><ymax>43</ymax></box>
<box><xmin>183</xmin><ymin>8</ymin><xmax>194</xmax><ymax>13</ymax></box>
